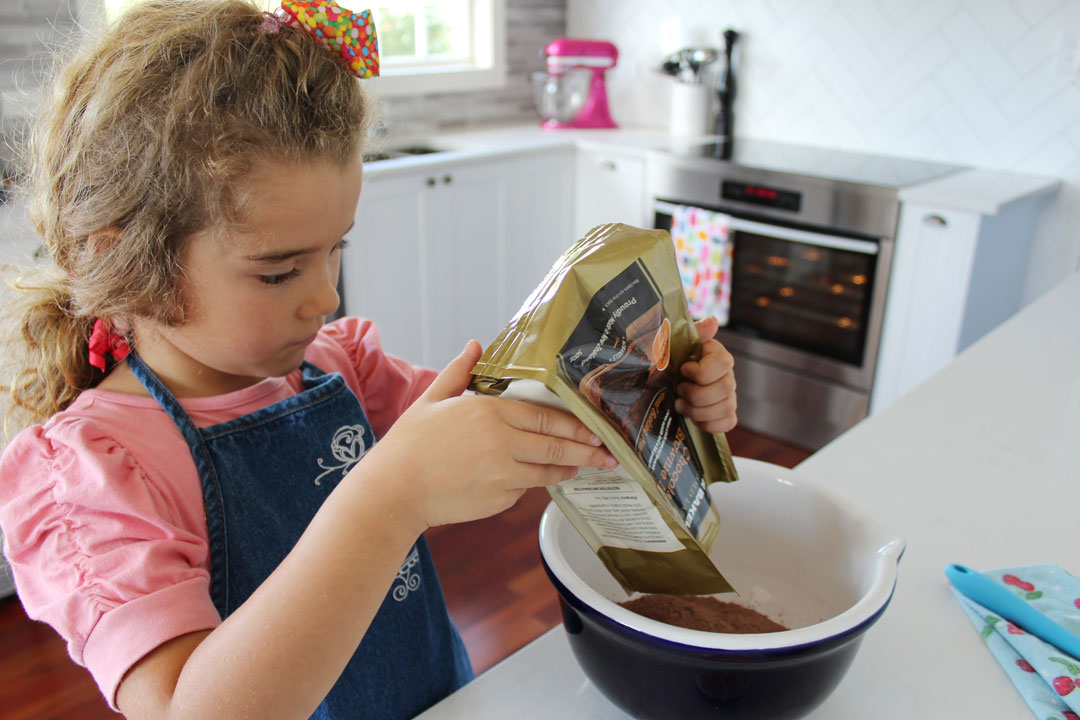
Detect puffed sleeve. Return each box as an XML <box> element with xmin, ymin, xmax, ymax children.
<box><xmin>320</xmin><ymin>317</ymin><xmax>438</xmax><ymax>439</ymax></box>
<box><xmin>0</xmin><ymin>420</ymin><xmax>221</xmax><ymax>709</ymax></box>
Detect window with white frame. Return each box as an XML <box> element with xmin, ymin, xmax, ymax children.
<box><xmin>99</xmin><ymin>0</ymin><xmax>505</xmax><ymax>95</ymax></box>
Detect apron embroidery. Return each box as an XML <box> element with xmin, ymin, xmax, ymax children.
<box><xmin>393</xmin><ymin>547</ymin><xmax>422</xmax><ymax>601</ymax></box>
<box><xmin>314</xmin><ymin>423</ymin><xmax>369</xmax><ymax>485</ymax></box>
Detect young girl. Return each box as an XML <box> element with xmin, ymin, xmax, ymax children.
<box><xmin>0</xmin><ymin>1</ymin><xmax>738</xmax><ymax>718</ymax></box>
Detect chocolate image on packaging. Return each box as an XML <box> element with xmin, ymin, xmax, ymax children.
<box><xmin>557</xmin><ymin>260</ymin><xmax>711</xmax><ymax>537</ymax></box>
<box><xmin>471</xmin><ymin>223</ymin><xmax>739</xmax><ymax>595</ymax></box>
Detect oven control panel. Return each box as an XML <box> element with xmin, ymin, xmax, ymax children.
<box><xmin>722</xmin><ymin>180</ymin><xmax>801</xmax><ymax>212</ymax></box>
<box><xmin>646</xmin><ymin>152</ymin><xmax>902</xmax><ymax>240</ymax></box>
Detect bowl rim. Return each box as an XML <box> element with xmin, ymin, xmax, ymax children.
<box><xmin>538</xmin><ymin>456</ymin><xmax>906</xmax><ymax>651</ymax></box>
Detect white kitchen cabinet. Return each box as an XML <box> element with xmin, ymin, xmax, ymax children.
<box><xmin>341</xmin><ymin>170</ymin><xmax>429</xmax><ymax>367</ymax></box>
<box><xmin>342</xmin><ymin>149</ymin><xmax>574</xmax><ymax>370</ymax></box>
<box><xmin>423</xmin><ymin>161</ymin><xmax>509</xmax><ymax>372</ymax></box>
<box><xmin>496</xmin><ymin>150</ymin><xmax>577</xmax><ymax>329</ymax></box>
<box><xmin>573</xmin><ymin>149</ymin><xmax>647</xmax><ymax>238</ymax></box>
<box><xmin>871</xmin><ymin>173</ymin><xmax>1060</xmax><ymax>413</ymax></box>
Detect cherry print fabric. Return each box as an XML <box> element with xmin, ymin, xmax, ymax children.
<box><xmin>952</xmin><ymin>564</ymin><xmax>1080</xmax><ymax>720</ymax></box>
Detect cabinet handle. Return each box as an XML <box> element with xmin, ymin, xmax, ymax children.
<box><xmin>426</xmin><ymin>177</ymin><xmax>436</xmax><ymax>187</ymax></box>
<box><xmin>600</xmin><ymin>160</ymin><xmax>617</xmax><ymax>171</ymax></box>
<box><xmin>442</xmin><ymin>174</ymin><xmax>453</xmax><ymax>185</ymax></box>
<box><xmin>922</xmin><ymin>214</ymin><xmax>948</xmax><ymax>228</ymax></box>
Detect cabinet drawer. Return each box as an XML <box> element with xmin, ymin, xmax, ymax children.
<box><xmin>574</xmin><ymin>150</ymin><xmax>646</xmax><ymax>237</ymax></box>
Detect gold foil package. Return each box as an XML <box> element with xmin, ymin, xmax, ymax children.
<box><xmin>471</xmin><ymin>223</ymin><xmax>738</xmax><ymax>595</ymax></box>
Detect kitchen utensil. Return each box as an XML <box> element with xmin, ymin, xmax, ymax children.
<box><xmin>532</xmin><ymin>38</ymin><xmax>618</xmax><ymax>130</ymax></box>
<box><xmin>659</xmin><ymin>56</ymin><xmax>681</xmax><ymax>77</ymax></box>
<box><xmin>714</xmin><ymin>28</ymin><xmax>739</xmax><ymax>159</ymax></box>
<box><xmin>539</xmin><ymin>456</ymin><xmax>905</xmax><ymax>720</ymax></box>
<box><xmin>946</xmin><ymin>563</ymin><xmax>1080</xmax><ymax>658</ymax></box>
<box><xmin>660</xmin><ymin>46</ymin><xmax>719</xmax><ymax>136</ymax></box>
<box><xmin>659</xmin><ymin>46</ymin><xmax>719</xmax><ymax>84</ymax></box>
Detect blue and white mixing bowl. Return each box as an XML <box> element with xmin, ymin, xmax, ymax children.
<box><xmin>538</xmin><ymin>457</ymin><xmax>905</xmax><ymax>719</ymax></box>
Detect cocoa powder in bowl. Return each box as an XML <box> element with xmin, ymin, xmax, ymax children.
<box><xmin>619</xmin><ymin>594</ymin><xmax>787</xmax><ymax>634</ymax></box>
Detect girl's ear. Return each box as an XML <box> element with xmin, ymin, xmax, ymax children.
<box><xmin>87</xmin><ymin>226</ymin><xmax>122</xmax><ymax>253</ymax></box>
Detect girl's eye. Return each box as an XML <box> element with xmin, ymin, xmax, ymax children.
<box><xmin>257</xmin><ymin>240</ymin><xmax>347</xmax><ymax>286</ymax></box>
<box><xmin>259</xmin><ymin>268</ymin><xmax>301</xmax><ymax>286</ymax></box>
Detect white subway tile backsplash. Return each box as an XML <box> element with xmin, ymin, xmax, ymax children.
<box><xmin>868</xmin><ymin>33</ymin><xmax>951</xmax><ymax>110</ymax></box>
<box><xmin>1001</xmin><ymin>71</ymin><xmax>1073</xmax><ymax>126</ymax></box>
<box><xmin>837</xmin><ymin>1</ymin><xmax>891</xmax><ymax>44</ymax></box>
<box><xmin>878</xmin><ymin>0</ymin><xmax>922</xmax><ymax>25</ymax></box>
<box><xmin>1016</xmin><ymin>134</ymin><xmax>1080</xmax><ymax>175</ymax></box>
<box><xmin>1006</xmin><ymin>87</ymin><xmax>1080</xmax><ymax>160</ymax></box>
<box><xmin>819</xmin><ymin>12</ymin><xmax>887</xmax><ymax>89</ymax></box>
<box><xmin>879</xmin><ymin>2</ymin><xmax>960</xmax><ymax>62</ymax></box>
<box><xmin>868</xmin><ymin>82</ymin><xmax>949</xmax><ymax>148</ymax></box>
<box><xmin>1014</xmin><ymin>0</ymin><xmax>1069</xmax><ymax>27</ymax></box>
<box><xmin>959</xmin><ymin>0</ymin><xmax>1027</xmax><ymax>47</ymax></box>
<box><xmin>567</xmin><ymin>0</ymin><xmax>1080</xmax><ymax>300</ymax></box>
<box><xmin>932</xmin><ymin>56</ymin><xmax>1011</xmax><ymax>143</ymax></box>
<box><xmin>942</xmin><ymin>10</ymin><xmax>1020</xmax><ymax>92</ymax></box>
<box><xmin>735</xmin><ymin>1</ymin><xmax>780</xmax><ymax>36</ymax></box>
<box><xmin>768</xmin><ymin>10</ymin><xmax>829</xmax><ymax>64</ymax></box>
<box><xmin>1064</xmin><ymin>115</ymin><xmax>1080</xmax><ymax>151</ymax></box>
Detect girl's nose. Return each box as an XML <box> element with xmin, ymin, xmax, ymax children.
<box><xmin>302</xmin><ymin>268</ymin><xmax>341</xmax><ymax>319</ymax></box>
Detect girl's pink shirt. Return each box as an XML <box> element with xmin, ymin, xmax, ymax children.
<box><xmin>0</xmin><ymin>317</ymin><xmax>437</xmax><ymax>709</ymax></box>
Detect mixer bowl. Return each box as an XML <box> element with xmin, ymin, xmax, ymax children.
<box><xmin>531</xmin><ymin>69</ymin><xmax>592</xmax><ymax>124</ymax></box>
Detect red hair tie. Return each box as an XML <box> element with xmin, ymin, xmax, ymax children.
<box><xmin>88</xmin><ymin>319</ymin><xmax>130</xmax><ymax>372</ymax></box>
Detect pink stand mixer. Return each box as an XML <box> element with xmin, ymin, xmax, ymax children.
<box><xmin>532</xmin><ymin>38</ymin><xmax>618</xmax><ymax>130</ymax></box>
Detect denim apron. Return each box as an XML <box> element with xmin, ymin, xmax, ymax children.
<box><xmin>127</xmin><ymin>353</ymin><xmax>473</xmax><ymax>719</ymax></box>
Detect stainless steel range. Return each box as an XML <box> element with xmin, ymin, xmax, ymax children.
<box><xmin>649</xmin><ymin>139</ymin><xmax>965</xmax><ymax>450</ymax></box>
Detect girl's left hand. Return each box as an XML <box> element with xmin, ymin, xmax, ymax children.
<box><xmin>676</xmin><ymin>316</ymin><xmax>738</xmax><ymax>434</ymax></box>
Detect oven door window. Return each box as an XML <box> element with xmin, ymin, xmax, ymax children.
<box><xmin>729</xmin><ymin>224</ymin><xmax>877</xmax><ymax>366</ymax></box>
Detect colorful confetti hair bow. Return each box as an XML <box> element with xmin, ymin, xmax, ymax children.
<box><xmin>269</xmin><ymin>1</ymin><xmax>380</xmax><ymax>79</ymax></box>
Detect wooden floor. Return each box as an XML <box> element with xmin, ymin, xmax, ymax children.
<box><xmin>0</xmin><ymin>427</ymin><xmax>811</xmax><ymax>718</ymax></box>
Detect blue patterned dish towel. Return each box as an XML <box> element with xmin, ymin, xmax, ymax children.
<box><xmin>952</xmin><ymin>564</ymin><xmax>1080</xmax><ymax>720</ymax></box>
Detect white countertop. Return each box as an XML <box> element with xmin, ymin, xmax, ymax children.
<box><xmin>417</xmin><ymin>270</ymin><xmax>1080</xmax><ymax>719</ymax></box>
<box><xmin>361</xmin><ymin>124</ymin><xmax>684</xmax><ymax>179</ymax></box>
<box><xmin>368</xmin><ymin>124</ymin><xmax>1058</xmax><ymax>213</ymax></box>
<box><xmin>899</xmin><ymin>167</ymin><xmax>1060</xmax><ymax>214</ymax></box>
<box><xmin>396</xmin><ymin>123</ymin><xmax>682</xmax><ymax>156</ymax></box>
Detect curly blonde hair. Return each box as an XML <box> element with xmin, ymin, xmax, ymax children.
<box><xmin>2</xmin><ymin>0</ymin><xmax>377</xmax><ymax>434</ymax></box>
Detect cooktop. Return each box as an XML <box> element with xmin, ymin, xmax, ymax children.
<box><xmin>667</xmin><ymin>138</ymin><xmax>966</xmax><ymax>190</ymax></box>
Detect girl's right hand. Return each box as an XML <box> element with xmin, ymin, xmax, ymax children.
<box><xmin>359</xmin><ymin>340</ymin><xmax>617</xmax><ymax>532</ymax></box>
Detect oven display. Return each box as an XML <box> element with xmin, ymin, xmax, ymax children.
<box><xmin>722</xmin><ymin>180</ymin><xmax>801</xmax><ymax>212</ymax></box>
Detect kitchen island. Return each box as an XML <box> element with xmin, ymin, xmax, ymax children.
<box><xmin>416</xmin><ymin>270</ymin><xmax>1080</xmax><ymax>719</ymax></box>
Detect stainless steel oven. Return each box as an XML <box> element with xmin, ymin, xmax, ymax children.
<box><xmin>649</xmin><ymin>141</ymin><xmax>963</xmax><ymax>449</ymax></box>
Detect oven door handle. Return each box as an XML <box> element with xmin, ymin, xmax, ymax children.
<box><xmin>730</xmin><ymin>216</ymin><xmax>879</xmax><ymax>255</ymax></box>
<box><xmin>654</xmin><ymin>201</ymin><xmax>880</xmax><ymax>255</ymax></box>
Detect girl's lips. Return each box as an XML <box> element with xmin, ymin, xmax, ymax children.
<box><xmin>292</xmin><ymin>332</ymin><xmax>319</xmax><ymax>347</ymax></box>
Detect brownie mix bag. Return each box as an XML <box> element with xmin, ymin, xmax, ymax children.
<box><xmin>471</xmin><ymin>223</ymin><xmax>739</xmax><ymax>595</ymax></box>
